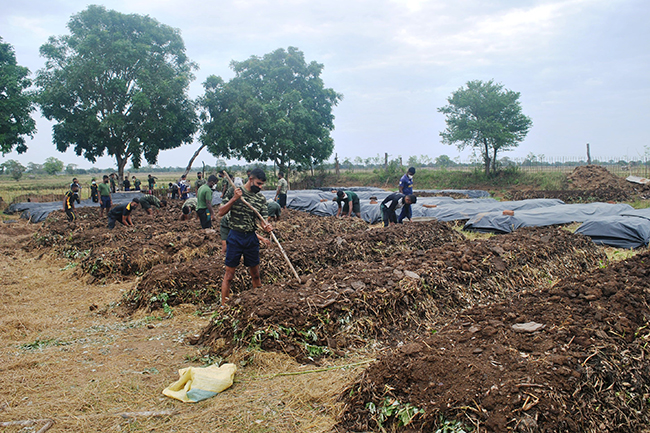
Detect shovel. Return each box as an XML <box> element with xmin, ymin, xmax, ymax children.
<box><xmin>222</xmin><ymin>172</ymin><xmax>301</xmax><ymax>283</ymax></box>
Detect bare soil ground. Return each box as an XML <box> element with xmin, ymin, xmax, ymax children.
<box><xmin>3</xmin><ymin>165</ymin><xmax>650</xmax><ymax>432</ymax></box>
<box><xmin>0</xmin><ymin>220</ymin><xmax>373</xmax><ymax>432</ymax></box>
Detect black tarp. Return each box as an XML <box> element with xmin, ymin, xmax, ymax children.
<box><xmin>464</xmin><ymin>202</ymin><xmax>634</xmax><ymax>234</ymax></box>
<box><xmin>313</xmin><ymin>187</ymin><xmax>490</xmax><ymax>199</ymax></box>
<box><xmin>576</xmin><ymin>216</ymin><xmax>650</xmax><ymax>249</ymax></box>
<box><xmin>418</xmin><ymin>198</ymin><xmax>563</xmax><ymax>225</ymax></box>
<box><xmin>414</xmin><ymin>189</ymin><xmax>491</xmax><ymax>199</ymax></box>
<box><xmin>5</xmin><ymin>192</ymin><xmax>153</xmax><ymax>222</ymax></box>
<box><xmin>575</xmin><ymin>207</ymin><xmax>650</xmax><ymax>249</ymax></box>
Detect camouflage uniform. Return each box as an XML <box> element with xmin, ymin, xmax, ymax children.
<box><xmin>140</xmin><ymin>194</ymin><xmax>161</xmax><ymax>210</ymax></box>
<box><xmin>223</xmin><ymin>186</ymin><xmax>268</xmax><ymax>233</ymax></box>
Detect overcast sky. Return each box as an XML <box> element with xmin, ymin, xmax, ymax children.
<box><xmin>1</xmin><ymin>0</ymin><xmax>649</xmax><ymax>169</ymax></box>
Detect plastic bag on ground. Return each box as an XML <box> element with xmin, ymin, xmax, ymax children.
<box><xmin>163</xmin><ymin>363</ymin><xmax>237</xmax><ymax>403</ymax></box>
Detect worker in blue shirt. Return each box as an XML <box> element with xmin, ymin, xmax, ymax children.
<box><xmin>398</xmin><ymin>167</ymin><xmax>416</xmax><ymax>221</ymax></box>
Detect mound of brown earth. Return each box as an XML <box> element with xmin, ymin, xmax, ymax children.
<box><xmin>567</xmin><ymin>165</ymin><xmax>627</xmax><ymax>190</ymax></box>
<box><xmin>125</xmin><ymin>220</ymin><xmax>465</xmax><ymax>311</ymax></box>
<box><xmin>338</xmin><ymin>251</ymin><xmax>650</xmax><ymax>433</ymax></box>
<box><xmin>29</xmin><ymin>206</ymin><xmax>370</xmax><ymax>282</ymax></box>
<box><xmin>192</xmin><ymin>227</ymin><xmax>605</xmax><ymax>363</ymax></box>
<box><xmin>504</xmin><ymin>188</ymin><xmax>632</xmax><ymax>203</ymax></box>
<box><xmin>506</xmin><ymin>165</ymin><xmax>650</xmax><ymax>202</ymax></box>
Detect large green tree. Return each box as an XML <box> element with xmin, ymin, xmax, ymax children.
<box><xmin>199</xmin><ymin>47</ymin><xmax>342</xmax><ymax>176</ymax></box>
<box><xmin>43</xmin><ymin>156</ymin><xmax>64</xmax><ymax>175</ymax></box>
<box><xmin>1</xmin><ymin>159</ymin><xmax>26</xmax><ymax>181</ymax></box>
<box><xmin>36</xmin><ymin>5</ymin><xmax>198</xmax><ymax>181</ymax></box>
<box><xmin>438</xmin><ymin>80</ymin><xmax>532</xmax><ymax>176</ymax></box>
<box><xmin>0</xmin><ymin>38</ymin><xmax>36</xmax><ymax>155</ymax></box>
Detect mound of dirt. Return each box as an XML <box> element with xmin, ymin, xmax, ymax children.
<box><xmin>192</xmin><ymin>227</ymin><xmax>605</xmax><ymax>363</ymax></box>
<box><xmin>125</xmin><ymin>220</ymin><xmax>465</xmax><ymax>311</ymax></box>
<box><xmin>338</xmin><ymin>251</ymin><xmax>650</xmax><ymax>433</ymax></box>
<box><xmin>506</xmin><ymin>165</ymin><xmax>650</xmax><ymax>203</ymax></box>
<box><xmin>504</xmin><ymin>188</ymin><xmax>632</xmax><ymax>203</ymax></box>
<box><xmin>567</xmin><ymin>165</ymin><xmax>626</xmax><ymax>190</ymax></box>
<box><xmin>29</xmin><ymin>206</ymin><xmax>372</xmax><ymax>282</ymax></box>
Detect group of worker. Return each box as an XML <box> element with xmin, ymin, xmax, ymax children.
<box><xmin>63</xmin><ymin>166</ymin><xmax>419</xmax><ymax>306</ymax></box>
<box><xmin>63</xmin><ymin>174</ymin><xmax>166</xmax><ymax>227</ymax></box>
<box><xmin>333</xmin><ymin>166</ymin><xmax>417</xmax><ymax>226</ymax></box>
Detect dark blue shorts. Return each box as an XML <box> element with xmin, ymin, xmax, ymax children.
<box><xmin>100</xmin><ymin>196</ymin><xmax>111</xmax><ymax>209</ymax></box>
<box><xmin>225</xmin><ymin>230</ymin><xmax>260</xmax><ymax>268</ymax></box>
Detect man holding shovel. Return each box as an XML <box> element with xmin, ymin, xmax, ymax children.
<box><xmin>218</xmin><ymin>168</ymin><xmax>273</xmax><ymax>306</ymax></box>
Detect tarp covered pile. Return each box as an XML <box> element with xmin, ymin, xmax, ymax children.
<box><xmin>463</xmin><ymin>202</ymin><xmax>650</xmax><ymax>249</ymax></box>
<box><xmin>6</xmin><ymin>186</ymin><xmax>649</xmax><ymax>248</ymax></box>
<box><xmin>5</xmin><ymin>192</ymin><xmax>150</xmax><ymax>223</ymax></box>
<box><xmin>575</xmin><ymin>208</ymin><xmax>650</xmax><ymax>249</ymax></box>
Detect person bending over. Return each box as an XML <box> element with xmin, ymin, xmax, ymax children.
<box><xmin>380</xmin><ymin>193</ymin><xmax>416</xmax><ymax>227</ymax></box>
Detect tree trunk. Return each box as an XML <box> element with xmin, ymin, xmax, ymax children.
<box><xmin>491</xmin><ymin>148</ymin><xmax>498</xmax><ymax>174</ymax></box>
<box><xmin>116</xmin><ymin>155</ymin><xmax>127</xmax><ymax>183</ymax></box>
<box><xmin>183</xmin><ymin>143</ymin><xmax>207</xmax><ymax>177</ymax></box>
<box><xmin>483</xmin><ymin>140</ymin><xmax>491</xmax><ymax>176</ymax></box>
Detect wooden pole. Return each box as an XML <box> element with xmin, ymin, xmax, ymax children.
<box><xmin>223</xmin><ymin>172</ymin><xmax>301</xmax><ymax>283</ymax></box>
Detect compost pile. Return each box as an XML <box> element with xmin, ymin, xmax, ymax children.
<box><xmin>192</xmin><ymin>227</ymin><xmax>605</xmax><ymax>363</ymax></box>
<box><xmin>338</xmin><ymin>251</ymin><xmax>650</xmax><ymax>433</ymax></box>
<box><xmin>30</xmin><ymin>205</ymin><xmax>223</xmax><ymax>281</ymax></box>
<box><xmin>125</xmin><ymin>219</ymin><xmax>465</xmax><ymax>311</ymax></box>
<box><xmin>504</xmin><ymin>188</ymin><xmax>631</xmax><ymax>203</ymax></box>
<box><xmin>507</xmin><ymin>165</ymin><xmax>650</xmax><ymax>203</ymax></box>
<box><xmin>566</xmin><ymin>165</ymin><xmax>627</xmax><ymax>190</ymax></box>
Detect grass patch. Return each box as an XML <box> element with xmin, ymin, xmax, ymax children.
<box><xmin>603</xmin><ymin>247</ymin><xmax>641</xmax><ymax>263</ymax></box>
<box><xmin>293</xmin><ymin>167</ymin><xmax>572</xmax><ymax>192</ymax></box>
<box><xmin>20</xmin><ymin>338</ymin><xmax>69</xmax><ymax>350</ymax></box>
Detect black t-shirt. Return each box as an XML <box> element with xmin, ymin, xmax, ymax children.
<box><xmin>108</xmin><ymin>202</ymin><xmax>135</xmax><ymax>219</ymax></box>
<box><xmin>381</xmin><ymin>192</ymin><xmax>406</xmax><ymax>211</ymax></box>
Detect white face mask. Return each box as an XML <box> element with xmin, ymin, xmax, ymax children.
<box><xmin>408</xmin><ymin>174</ymin><xmax>413</xmax><ymax>179</ymax></box>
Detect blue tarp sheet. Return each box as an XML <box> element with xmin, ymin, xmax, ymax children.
<box><xmin>464</xmin><ymin>202</ymin><xmax>635</xmax><ymax>234</ymax></box>
<box><xmin>576</xmin><ymin>216</ymin><xmax>650</xmax><ymax>249</ymax></box>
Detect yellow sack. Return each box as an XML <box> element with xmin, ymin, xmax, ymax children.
<box><xmin>163</xmin><ymin>363</ymin><xmax>236</xmax><ymax>403</ymax></box>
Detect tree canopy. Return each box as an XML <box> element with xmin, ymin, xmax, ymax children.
<box><xmin>438</xmin><ymin>80</ymin><xmax>532</xmax><ymax>176</ymax></box>
<box><xmin>35</xmin><ymin>5</ymin><xmax>198</xmax><ymax>180</ymax></box>
<box><xmin>43</xmin><ymin>156</ymin><xmax>64</xmax><ymax>175</ymax></box>
<box><xmin>0</xmin><ymin>38</ymin><xmax>36</xmax><ymax>155</ymax></box>
<box><xmin>1</xmin><ymin>159</ymin><xmax>26</xmax><ymax>181</ymax></box>
<box><xmin>199</xmin><ymin>47</ymin><xmax>342</xmax><ymax>176</ymax></box>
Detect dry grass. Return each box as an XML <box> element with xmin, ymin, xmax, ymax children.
<box><xmin>0</xmin><ymin>220</ymin><xmax>374</xmax><ymax>432</ymax></box>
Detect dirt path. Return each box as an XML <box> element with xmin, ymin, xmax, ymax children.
<box><xmin>0</xmin><ymin>221</ymin><xmax>371</xmax><ymax>432</ymax></box>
